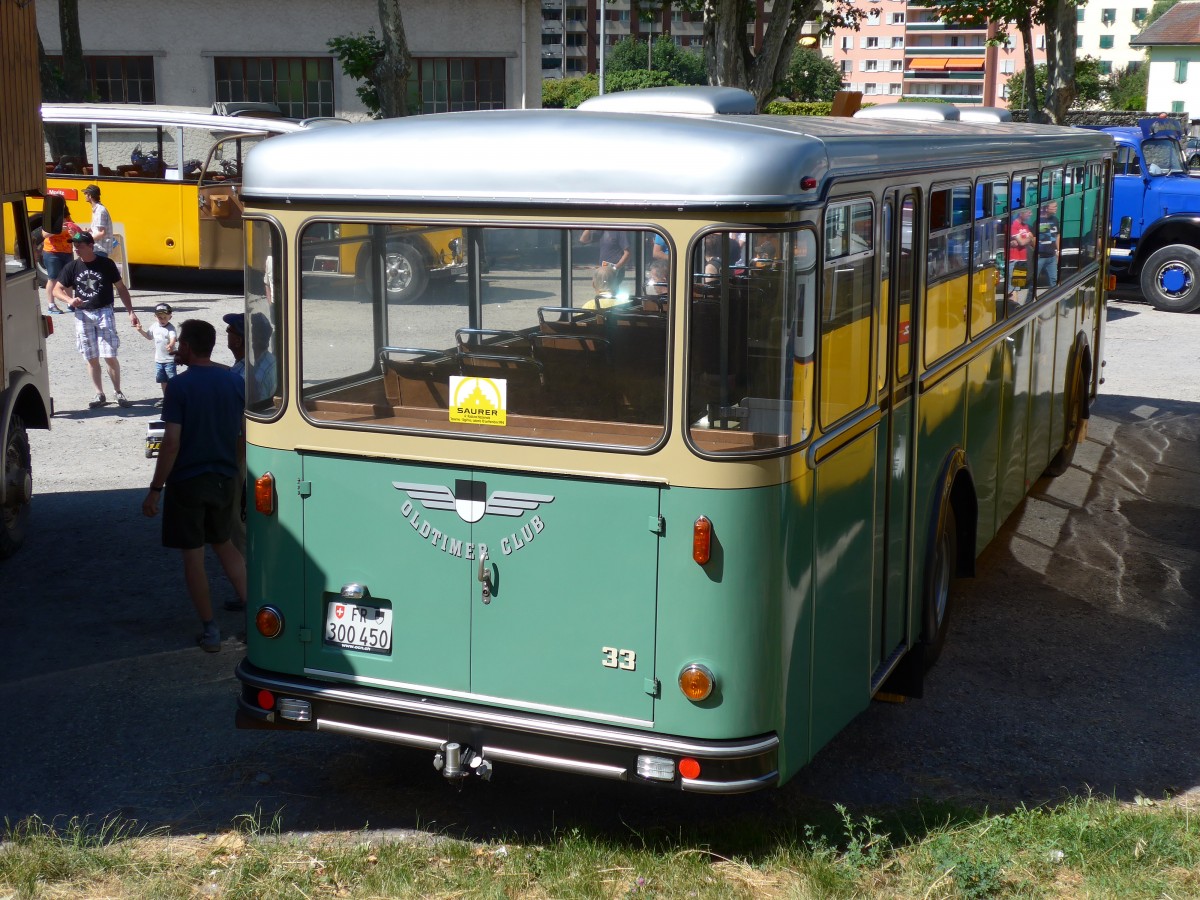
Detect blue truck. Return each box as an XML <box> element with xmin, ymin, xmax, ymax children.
<box><xmin>1094</xmin><ymin>117</ymin><xmax>1200</xmax><ymax>312</ymax></box>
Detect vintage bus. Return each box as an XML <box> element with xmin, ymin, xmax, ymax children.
<box><xmin>1</xmin><ymin>0</ymin><xmax>53</xmax><ymax>560</ymax></box>
<box><xmin>233</xmin><ymin>88</ymin><xmax>1112</xmax><ymax>792</ymax></box>
<box><xmin>32</xmin><ymin>104</ymin><xmax>464</xmax><ymax>299</ymax></box>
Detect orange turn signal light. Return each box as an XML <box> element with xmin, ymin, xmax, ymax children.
<box><xmin>1107</xmin><ymin>274</ymin><xmax>1117</xmax><ymax>291</ymax></box>
<box><xmin>255</xmin><ymin>605</ymin><xmax>284</xmax><ymax>639</ymax></box>
<box><xmin>678</xmin><ymin>757</ymin><xmax>701</xmax><ymax>780</ymax></box>
<box><xmin>678</xmin><ymin>663</ymin><xmax>715</xmax><ymax>702</ymax></box>
<box><xmin>254</xmin><ymin>472</ymin><xmax>275</xmax><ymax>515</ymax></box>
<box><xmin>692</xmin><ymin>516</ymin><xmax>712</xmax><ymax>565</ymax></box>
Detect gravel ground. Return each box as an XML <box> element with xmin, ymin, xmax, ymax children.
<box><xmin>1</xmin><ymin>278</ymin><xmax>1198</xmax><ymax>842</ymax></box>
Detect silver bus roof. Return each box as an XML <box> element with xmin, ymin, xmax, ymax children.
<box><xmin>854</xmin><ymin>103</ymin><xmax>962</xmax><ymax>122</ymax></box>
<box><xmin>40</xmin><ymin>102</ymin><xmax>313</xmax><ymax>135</ymax></box>
<box><xmin>242</xmin><ymin>97</ymin><xmax>1113</xmax><ymax>210</ymax></box>
<box><xmin>578</xmin><ymin>86</ymin><xmax>758</xmax><ymax>115</ymax></box>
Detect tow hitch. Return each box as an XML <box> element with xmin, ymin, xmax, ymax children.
<box><xmin>433</xmin><ymin>742</ymin><xmax>493</xmax><ymax>784</ymax></box>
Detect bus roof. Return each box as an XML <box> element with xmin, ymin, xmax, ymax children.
<box><xmin>242</xmin><ymin>102</ymin><xmax>1114</xmax><ymax>210</ymax></box>
<box><xmin>40</xmin><ymin>103</ymin><xmax>313</xmax><ymax>136</ymax></box>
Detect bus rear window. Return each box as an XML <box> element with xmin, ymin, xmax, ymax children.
<box><xmin>298</xmin><ymin>223</ymin><xmax>669</xmax><ymax>449</ymax></box>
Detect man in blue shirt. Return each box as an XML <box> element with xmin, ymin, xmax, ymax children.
<box><xmin>142</xmin><ymin>319</ymin><xmax>246</xmax><ymax>652</ymax></box>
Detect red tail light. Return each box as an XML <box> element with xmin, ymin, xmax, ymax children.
<box><xmin>692</xmin><ymin>516</ymin><xmax>712</xmax><ymax>565</ymax></box>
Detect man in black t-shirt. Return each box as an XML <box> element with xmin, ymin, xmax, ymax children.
<box><xmin>53</xmin><ymin>231</ymin><xmax>141</xmax><ymax>408</ymax></box>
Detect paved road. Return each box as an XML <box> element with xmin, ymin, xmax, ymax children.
<box><xmin>2</xmin><ymin>276</ymin><xmax>1198</xmax><ymax>843</ymax></box>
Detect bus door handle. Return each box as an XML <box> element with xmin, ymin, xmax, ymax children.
<box><xmin>478</xmin><ymin>559</ymin><xmax>493</xmax><ymax>604</ymax></box>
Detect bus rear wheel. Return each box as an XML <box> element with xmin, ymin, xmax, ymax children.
<box><xmin>1140</xmin><ymin>244</ymin><xmax>1200</xmax><ymax>313</ymax></box>
<box><xmin>1</xmin><ymin>415</ymin><xmax>32</xmax><ymax>559</ymax></box>
<box><xmin>1045</xmin><ymin>361</ymin><xmax>1087</xmax><ymax>477</ymax></box>
<box><xmin>920</xmin><ymin>504</ymin><xmax>956</xmax><ymax>671</ymax></box>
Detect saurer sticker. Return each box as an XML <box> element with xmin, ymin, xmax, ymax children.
<box><xmin>393</xmin><ymin>479</ymin><xmax>554</xmax><ymax>559</ymax></box>
<box><xmin>449</xmin><ymin>376</ymin><xmax>506</xmax><ymax>427</ymax></box>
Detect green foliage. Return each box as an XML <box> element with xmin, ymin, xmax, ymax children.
<box><xmin>327</xmin><ymin>31</ymin><xmax>384</xmax><ymax>118</ymax></box>
<box><xmin>1007</xmin><ymin>56</ymin><xmax>1106</xmax><ymax>111</ymax></box>
<box><xmin>541</xmin><ymin>75</ymin><xmax>599</xmax><ymax>109</ymax></box>
<box><xmin>4</xmin><ymin>797</ymin><xmax>1200</xmax><ymax>897</ymax></box>
<box><xmin>606</xmin><ymin>36</ymin><xmax>706</xmax><ymax>85</ymax></box>
<box><xmin>1107</xmin><ymin>63</ymin><xmax>1149</xmax><ymax>111</ymax></box>
<box><xmin>765</xmin><ymin>100</ymin><xmax>837</xmax><ymax>116</ymax></box>
<box><xmin>779</xmin><ymin>47</ymin><xmax>844</xmax><ymax>102</ymax></box>
<box><xmin>607</xmin><ymin>69</ymin><xmax>678</xmax><ymax>93</ymax></box>
<box><xmin>1145</xmin><ymin>0</ymin><xmax>1179</xmax><ymax>26</ymax></box>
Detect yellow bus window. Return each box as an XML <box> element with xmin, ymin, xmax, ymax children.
<box><xmin>820</xmin><ymin>201</ymin><xmax>874</xmax><ymax>428</ymax></box>
<box><xmin>923</xmin><ymin>184</ymin><xmax>969</xmax><ymax>365</ymax></box>
<box><xmin>687</xmin><ymin>229</ymin><xmax>815</xmax><ymax>454</ymax></box>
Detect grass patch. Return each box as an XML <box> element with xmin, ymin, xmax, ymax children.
<box><xmin>2</xmin><ymin>794</ymin><xmax>1198</xmax><ymax>898</ymax></box>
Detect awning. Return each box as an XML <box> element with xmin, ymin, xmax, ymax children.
<box><xmin>946</xmin><ymin>58</ymin><xmax>986</xmax><ymax>70</ymax></box>
<box><xmin>908</xmin><ymin>58</ymin><xmax>949</xmax><ymax>70</ymax></box>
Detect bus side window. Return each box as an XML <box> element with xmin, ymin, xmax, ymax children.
<box><xmin>923</xmin><ymin>184</ymin><xmax>969</xmax><ymax>365</ymax></box>
<box><xmin>820</xmin><ymin>200</ymin><xmax>874</xmax><ymax>428</ymax></box>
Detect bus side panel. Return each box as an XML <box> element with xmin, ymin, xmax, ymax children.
<box><xmin>913</xmin><ymin>368</ymin><xmax>968</xmax><ymax>636</ymax></box>
<box><xmin>964</xmin><ymin>345</ymin><xmax>1004</xmax><ymax>550</ymax></box>
<box><xmin>245</xmin><ymin>444</ymin><xmax>307</xmax><ymax>676</ymax></box>
<box><xmin>1027</xmin><ymin>307</ymin><xmax>1060</xmax><ymax>480</ymax></box>
<box><xmin>997</xmin><ymin>324</ymin><xmax>1035</xmax><ymax>524</ymax></box>
<box><xmin>653</xmin><ymin>484</ymin><xmax>798</xmax><ymax>745</ymax></box>
<box><xmin>809</xmin><ymin>431</ymin><xmax>879</xmax><ymax>756</ymax></box>
<box><xmin>43</xmin><ymin>176</ymin><xmax>195</xmax><ymax>268</ymax></box>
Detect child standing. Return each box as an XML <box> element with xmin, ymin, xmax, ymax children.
<box><xmin>135</xmin><ymin>302</ymin><xmax>178</xmax><ymax>406</ymax></box>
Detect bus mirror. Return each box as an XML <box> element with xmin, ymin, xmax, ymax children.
<box><xmin>43</xmin><ymin>194</ymin><xmax>65</xmax><ymax>235</ymax></box>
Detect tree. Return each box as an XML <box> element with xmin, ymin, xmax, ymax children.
<box><xmin>669</xmin><ymin>0</ymin><xmax>869</xmax><ymax>112</ymax></box>
<box><xmin>1144</xmin><ymin>0</ymin><xmax>1178</xmax><ymax>26</ymax></box>
<box><xmin>934</xmin><ymin>0</ymin><xmax>1079</xmax><ymax>124</ymax></box>
<box><xmin>39</xmin><ymin>0</ymin><xmax>90</xmax><ymax>164</ymax></box>
<box><xmin>1006</xmin><ymin>56</ymin><xmax>1105</xmax><ymax>112</ymax></box>
<box><xmin>328</xmin><ymin>0</ymin><xmax>411</xmax><ymax>118</ymax></box>
<box><xmin>607</xmin><ymin>36</ymin><xmax>706</xmax><ymax>84</ymax></box>
<box><xmin>779</xmin><ymin>46</ymin><xmax>843</xmax><ymax>101</ymax></box>
<box><xmin>1106</xmin><ymin>63</ymin><xmax>1149</xmax><ymax>111</ymax></box>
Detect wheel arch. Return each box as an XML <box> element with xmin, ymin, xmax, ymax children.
<box><xmin>1130</xmin><ymin>214</ymin><xmax>1200</xmax><ymax>274</ymax></box>
<box><xmin>0</xmin><ymin>375</ymin><xmax>50</xmax><ymax>510</ymax></box>
<box><xmin>928</xmin><ymin>447</ymin><xmax>977</xmax><ymax>583</ymax></box>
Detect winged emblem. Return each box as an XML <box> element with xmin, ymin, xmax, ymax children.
<box><xmin>393</xmin><ymin>480</ymin><xmax>553</xmax><ymax>524</ymax></box>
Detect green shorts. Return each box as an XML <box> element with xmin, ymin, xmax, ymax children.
<box><xmin>162</xmin><ymin>472</ymin><xmax>238</xmax><ymax>550</ymax></box>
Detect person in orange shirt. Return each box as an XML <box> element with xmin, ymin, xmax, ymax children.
<box><xmin>42</xmin><ymin>215</ymin><xmax>79</xmax><ymax>314</ymax></box>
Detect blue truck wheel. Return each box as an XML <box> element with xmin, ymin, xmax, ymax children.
<box><xmin>1140</xmin><ymin>244</ymin><xmax>1200</xmax><ymax>313</ymax></box>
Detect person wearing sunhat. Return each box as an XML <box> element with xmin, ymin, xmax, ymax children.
<box><xmin>53</xmin><ymin>230</ymin><xmax>140</xmax><ymax>409</ymax></box>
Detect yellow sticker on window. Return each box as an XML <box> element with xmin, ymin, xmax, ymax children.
<box><xmin>449</xmin><ymin>376</ymin><xmax>507</xmax><ymax>427</ymax></box>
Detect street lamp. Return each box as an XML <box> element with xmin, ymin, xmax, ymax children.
<box><xmin>598</xmin><ymin>0</ymin><xmax>606</xmax><ymax>94</ymax></box>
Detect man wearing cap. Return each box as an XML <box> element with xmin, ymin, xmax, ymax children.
<box><xmin>82</xmin><ymin>184</ymin><xmax>115</xmax><ymax>257</ymax></box>
<box><xmin>223</xmin><ymin>311</ymin><xmax>277</xmax><ymax>406</ymax></box>
<box><xmin>53</xmin><ymin>231</ymin><xmax>140</xmax><ymax>408</ymax></box>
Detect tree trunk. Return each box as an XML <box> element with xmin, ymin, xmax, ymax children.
<box><xmin>1018</xmin><ymin>15</ymin><xmax>1040</xmax><ymax>123</ymax></box>
<box><xmin>703</xmin><ymin>0</ymin><xmax>818</xmax><ymax>111</ymax></box>
<box><xmin>374</xmin><ymin>0</ymin><xmax>411</xmax><ymax>118</ymax></box>
<box><xmin>57</xmin><ymin>0</ymin><xmax>88</xmax><ymax>100</ymax></box>
<box><xmin>1041</xmin><ymin>0</ymin><xmax>1077</xmax><ymax>124</ymax></box>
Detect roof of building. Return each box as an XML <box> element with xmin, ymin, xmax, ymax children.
<box><xmin>1130</xmin><ymin>2</ymin><xmax>1200</xmax><ymax>46</ymax></box>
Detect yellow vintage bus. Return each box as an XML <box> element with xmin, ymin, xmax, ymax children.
<box><xmin>33</xmin><ymin>103</ymin><xmax>464</xmax><ymax>299</ymax></box>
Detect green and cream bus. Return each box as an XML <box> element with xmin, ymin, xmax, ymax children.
<box><xmin>232</xmin><ymin>88</ymin><xmax>1113</xmax><ymax>792</ymax></box>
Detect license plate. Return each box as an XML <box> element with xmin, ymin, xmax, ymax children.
<box><xmin>324</xmin><ymin>600</ymin><xmax>393</xmax><ymax>655</ymax></box>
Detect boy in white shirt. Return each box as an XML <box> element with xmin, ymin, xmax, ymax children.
<box><xmin>135</xmin><ymin>302</ymin><xmax>178</xmax><ymax>406</ymax></box>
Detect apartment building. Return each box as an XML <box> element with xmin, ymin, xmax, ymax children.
<box><xmin>540</xmin><ymin>0</ymin><xmax>708</xmax><ymax>79</ymax></box>
<box><xmin>1077</xmin><ymin>0</ymin><xmax>1152</xmax><ymax>78</ymax></box>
